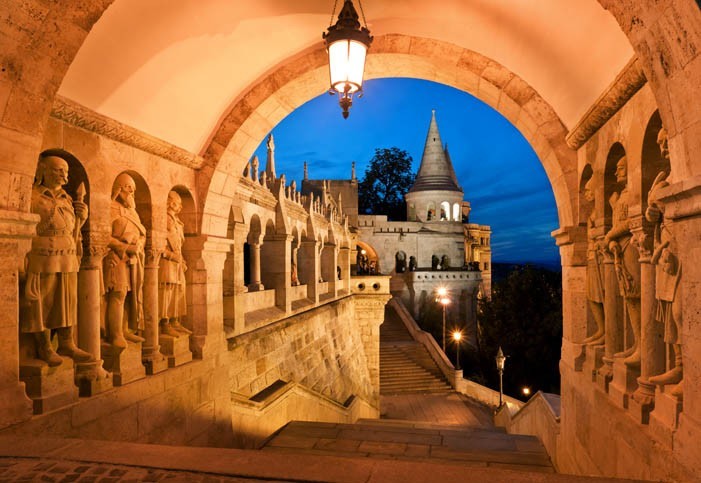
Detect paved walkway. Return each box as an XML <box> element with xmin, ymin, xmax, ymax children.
<box><xmin>0</xmin><ymin>436</ymin><xmax>640</xmax><ymax>482</ymax></box>
<box><xmin>0</xmin><ymin>457</ymin><xmax>266</xmax><ymax>482</ymax></box>
<box><xmin>381</xmin><ymin>392</ymin><xmax>494</xmax><ymax>427</ymax></box>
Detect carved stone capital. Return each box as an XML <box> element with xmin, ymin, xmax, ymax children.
<box><xmin>566</xmin><ymin>57</ymin><xmax>646</xmax><ymax>149</ymax></box>
<box><xmin>144</xmin><ymin>247</ymin><xmax>163</xmax><ymax>268</ymax></box>
<box><xmin>629</xmin><ymin>216</ymin><xmax>654</xmax><ymax>262</ymax></box>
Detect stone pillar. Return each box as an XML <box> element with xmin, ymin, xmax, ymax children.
<box><xmin>553</xmin><ymin>226</ymin><xmax>587</xmax><ymax>373</ymax></box>
<box><xmin>142</xmin><ymin>241</ymin><xmax>168</xmax><ymax>375</ymax></box>
<box><xmin>266</xmin><ymin>234</ymin><xmax>292</xmax><ymax>312</ymax></box>
<box><xmin>248</xmin><ymin>240</ymin><xmax>264</xmax><ymax>292</ymax></box>
<box><xmin>75</xmin><ymin>236</ymin><xmax>112</xmax><ymax>397</ymax></box>
<box><xmin>598</xmin><ymin>249</ymin><xmax>620</xmax><ymax>390</ymax></box>
<box><xmin>0</xmin><ymin>210</ymin><xmax>37</xmax><ymax>426</ymax></box>
<box><xmin>629</xmin><ymin>221</ymin><xmax>663</xmax><ymax>422</ymax></box>
<box><xmin>183</xmin><ymin>235</ymin><xmax>231</xmax><ymax>360</ymax></box>
<box><xmin>322</xmin><ymin>243</ymin><xmax>338</xmax><ymax>298</ymax></box>
<box><xmin>299</xmin><ymin>240</ymin><xmax>320</xmax><ymax>304</ymax></box>
<box><xmin>232</xmin><ymin>223</ymin><xmax>248</xmax><ymax>335</ymax></box>
<box><xmin>354</xmin><ymin>289</ymin><xmax>391</xmax><ymax>409</ymax></box>
<box><xmin>339</xmin><ymin>246</ymin><xmax>351</xmax><ymax>293</ymax></box>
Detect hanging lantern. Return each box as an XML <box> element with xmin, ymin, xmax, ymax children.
<box><xmin>323</xmin><ymin>0</ymin><xmax>373</xmax><ymax>119</ymax></box>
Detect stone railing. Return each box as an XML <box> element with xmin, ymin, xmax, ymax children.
<box><xmin>350</xmin><ymin>275</ymin><xmax>391</xmax><ymax>295</ymax></box>
<box><xmin>404</xmin><ymin>268</ymin><xmax>482</xmax><ymax>283</ymax></box>
<box><xmin>390</xmin><ymin>297</ymin><xmax>523</xmax><ymax>412</ymax></box>
<box><xmin>231</xmin><ymin>379</ymin><xmax>377</xmax><ymax>448</ymax></box>
<box><xmin>495</xmin><ymin>391</ymin><xmax>561</xmax><ymax>469</ymax></box>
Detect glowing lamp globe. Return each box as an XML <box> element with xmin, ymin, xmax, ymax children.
<box><xmin>323</xmin><ymin>0</ymin><xmax>373</xmax><ymax>119</ymax></box>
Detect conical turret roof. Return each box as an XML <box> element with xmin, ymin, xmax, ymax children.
<box><xmin>408</xmin><ymin>110</ymin><xmax>462</xmax><ymax>193</ymax></box>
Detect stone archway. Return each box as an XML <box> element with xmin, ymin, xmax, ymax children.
<box><xmin>198</xmin><ymin>35</ymin><xmax>579</xmax><ymax>239</ymax></box>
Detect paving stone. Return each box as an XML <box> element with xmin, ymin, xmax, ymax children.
<box><xmin>357</xmin><ymin>440</ymin><xmax>408</xmax><ymax>455</ymax></box>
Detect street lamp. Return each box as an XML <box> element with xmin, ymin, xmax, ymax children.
<box><xmin>323</xmin><ymin>0</ymin><xmax>373</xmax><ymax>119</ymax></box>
<box><xmin>496</xmin><ymin>346</ymin><xmax>506</xmax><ymax>408</ymax></box>
<box><xmin>452</xmin><ymin>331</ymin><xmax>462</xmax><ymax>370</ymax></box>
<box><xmin>436</xmin><ymin>288</ymin><xmax>450</xmax><ymax>352</ymax></box>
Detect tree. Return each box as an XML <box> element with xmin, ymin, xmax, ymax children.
<box><xmin>358</xmin><ymin>147</ymin><xmax>414</xmax><ymax>220</ymax></box>
<box><xmin>475</xmin><ymin>265</ymin><xmax>562</xmax><ymax>397</ymax></box>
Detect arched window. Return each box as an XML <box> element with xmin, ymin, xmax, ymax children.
<box><xmin>440</xmin><ymin>201</ymin><xmax>450</xmax><ymax>220</ymax></box>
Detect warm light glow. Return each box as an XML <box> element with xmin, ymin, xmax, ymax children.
<box><xmin>361</xmin><ymin>249</ymin><xmax>366</xmax><ymax>255</ymax></box>
<box><xmin>328</xmin><ymin>39</ymin><xmax>367</xmax><ymax>94</ymax></box>
<box><xmin>522</xmin><ymin>387</ymin><xmax>531</xmax><ymax>396</ymax></box>
<box><xmin>437</xmin><ymin>287</ymin><xmax>447</xmax><ymax>297</ymax></box>
<box><xmin>452</xmin><ymin>331</ymin><xmax>462</xmax><ymax>342</ymax></box>
<box><xmin>439</xmin><ymin>297</ymin><xmax>450</xmax><ymax>306</ymax></box>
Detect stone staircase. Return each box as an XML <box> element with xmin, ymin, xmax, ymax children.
<box><xmin>380</xmin><ymin>304</ymin><xmax>452</xmax><ymax>394</ymax></box>
<box><xmin>263</xmin><ymin>419</ymin><xmax>555</xmax><ymax>473</ymax></box>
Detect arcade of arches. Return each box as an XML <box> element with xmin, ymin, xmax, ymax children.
<box><xmin>1</xmin><ymin>1</ymin><xmax>701</xmax><ymax>481</ymax></box>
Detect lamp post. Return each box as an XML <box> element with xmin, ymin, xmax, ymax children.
<box><xmin>436</xmin><ymin>288</ymin><xmax>450</xmax><ymax>352</ymax></box>
<box><xmin>452</xmin><ymin>331</ymin><xmax>462</xmax><ymax>370</ymax></box>
<box><xmin>496</xmin><ymin>346</ymin><xmax>506</xmax><ymax>408</ymax></box>
<box><xmin>323</xmin><ymin>0</ymin><xmax>373</xmax><ymax>119</ymax></box>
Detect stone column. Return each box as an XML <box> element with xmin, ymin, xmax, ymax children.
<box><xmin>183</xmin><ymin>235</ymin><xmax>232</xmax><ymax>360</ymax></box>
<box><xmin>299</xmin><ymin>240</ymin><xmax>320</xmax><ymax>304</ymax></box>
<box><xmin>266</xmin><ymin>234</ymin><xmax>292</xmax><ymax>312</ymax></box>
<box><xmin>354</xmin><ymin>287</ymin><xmax>392</xmax><ymax>411</ymax></box>
<box><xmin>0</xmin><ymin>210</ymin><xmax>37</xmax><ymax>426</ymax></box>
<box><xmin>553</xmin><ymin>226</ymin><xmax>587</xmax><ymax>373</ymax></box>
<box><xmin>232</xmin><ymin>223</ymin><xmax>248</xmax><ymax>335</ymax></box>
<box><xmin>75</xmin><ymin>234</ymin><xmax>112</xmax><ymax>396</ymax></box>
<box><xmin>142</xmin><ymin>240</ymin><xmax>168</xmax><ymax>375</ymax></box>
<box><xmin>322</xmin><ymin>243</ymin><xmax>338</xmax><ymax>298</ymax></box>
<box><xmin>630</xmin><ymin>221</ymin><xmax>663</xmax><ymax>422</ymax></box>
<box><xmin>338</xmin><ymin>246</ymin><xmax>350</xmax><ymax>293</ymax></box>
<box><xmin>248</xmin><ymin>240</ymin><xmax>264</xmax><ymax>292</ymax></box>
<box><xmin>599</xmin><ymin>248</ymin><xmax>620</xmax><ymax>389</ymax></box>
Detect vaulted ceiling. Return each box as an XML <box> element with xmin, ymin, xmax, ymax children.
<box><xmin>58</xmin><ymin>0</ymin><xmax>634</xmax><ymax>154</ymax></box>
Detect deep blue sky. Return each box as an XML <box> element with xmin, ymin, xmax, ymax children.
<box><xmin>253</xmin><ymin>78</ymin><xmax>559</xmax><ymax>266</ymax></box>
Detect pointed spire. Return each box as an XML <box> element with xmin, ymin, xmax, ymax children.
<box><xmin>266</xmin><ymin>133</ymin><xmax>276</xmax><ymax>180</ymax></box>
<box><xmin>408</xmin><ymin>110</ymin><xmax>462</xmax><ymax>194</ymax></box>
<box><xmin>351</xmin><ymin>161</ymin><xmax>356</xmax><ymax>181</ymax></box>
<box><xmin>303</xmin><ymin>161</ymin><xmax>308</xmax><ymax>180</ymax></box>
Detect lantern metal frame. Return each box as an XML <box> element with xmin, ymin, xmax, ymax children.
<box><xmin>323</xmin><ymin>0</ymin><xmax>373</xmax><ymax>118</ymax></box>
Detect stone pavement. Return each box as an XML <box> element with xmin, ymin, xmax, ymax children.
<box><xmin>381</xmin><ymin>392</ymin><xmax>494</xmax><ymax>426</ymax></box>
<box><xmin>0</xmin><ymin>457</ymin><xmax>272</xmax><ymax>482</ymax></box>
<box><xmin>0</xmin><ymin>435</ymin><xmax>642</xmax><ymax>483</ymax></box>
<box><xmin>263</xmin><ymin>419</ymin><xmax>555</xmax><ymax>473</ymax></box>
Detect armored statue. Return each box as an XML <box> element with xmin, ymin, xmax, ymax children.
<box><xmin>647</xmin><ymin>127</ymin><xmax>683</xmax><ymax>396</ymax></box>
<box><xmin>583</xmin><ymin>177</ymin><xmax>605</xmax><ymax>345</ymax></box>
<box><xmin>431</xmin><ymin>254</ymin><xmax>439</xmax><ymax>270</ymax></box>
<box><xmin>603</xmin><ymin>156</ymin><xmax>641</xmax><ymax>367</ymax></box>
<box><xmin>409</xmin><ymin>256</ymin><xmax>417</xmax><ymax>271</ymax></box>
<box><xmin>159</xmin><ymin>191</ymin><xmax>191</xmax><ymax>337</ymax></box>
<box><xmin>104</xmin><ymin>173</ymin><xmax>146</xmax><ymax>349</ymax></box>
<box><xmin>441</xmin><ymin>255</ymin><xmax>450</xmax><ymax>270</ymax></box>
<box><xmin>21</xmin><ymin>154</ymin><xmax>92</xmax><ymax>366</ymax></box>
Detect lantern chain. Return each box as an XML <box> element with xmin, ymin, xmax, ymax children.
<box><xmin>357</xmin><ymin>0</ymin><xmax>369</xmax><ymax>28</ymax></box>
<box><xmin>329</xmin><ymin>0</ymin><xmax>339</xmax><ymax>26</ymax></box>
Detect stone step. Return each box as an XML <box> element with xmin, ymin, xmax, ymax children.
<box><xmin>264</xmin><ymin>420</ymin><xmax>555</xmax><ymax>473</ymax></box>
